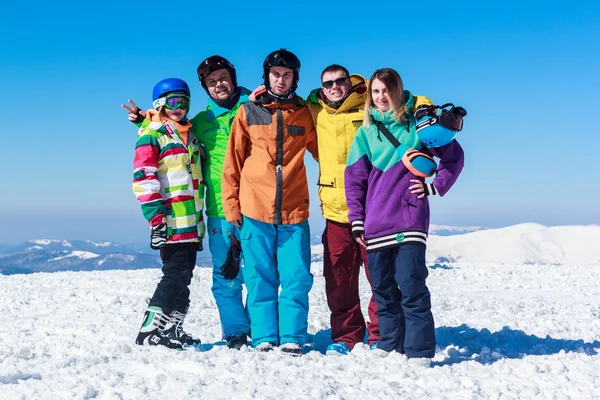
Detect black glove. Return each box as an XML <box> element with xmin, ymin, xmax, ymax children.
<box><xmin>220</xmin><ymin>235</ymin><xmax>241</xmax><ymax>280</ymax></box>
<box><xmin>197</xmin><ymin>241</ymin><xmax>204</xmax><ymax>252</ymax></box>
<box><xmin>150</xmin><ymin>223</ymin><xmax>167</xmax><ymax>250</ymax></box>
<box><xmin>132</xmin><ymin>108</ymin><xmax>146</xmax><ymax>124</ymax></box>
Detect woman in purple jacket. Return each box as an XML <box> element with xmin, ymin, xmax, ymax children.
<box><xmin>344</xmin><ymin>68</ymin><xmax>465</xmax><ymax>367</ymax></box>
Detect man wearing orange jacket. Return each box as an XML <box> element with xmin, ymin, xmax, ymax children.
<box><xmin>222</xmin><ymin>49</ymin><xmax>318</xmax><ymax>356</ymax></box>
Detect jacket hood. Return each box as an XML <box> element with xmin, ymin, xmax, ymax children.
<box><xmin>145</xmin><ymin>109</ymin><xmax>192</xmax><ymax>132</ymax></box>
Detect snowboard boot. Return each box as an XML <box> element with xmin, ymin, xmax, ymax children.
<box><xmin>280</xmin><ymin>342</ymin><xmax>302</xmax><ymax>357</ymax></box>
<box><xmin>135</xmin><ymin>306</ymin><xmax>183</xmax><ymax>350</ymax></box>
<box><xmin>255</xmin><ymin>342</ymin><xmax>275</xmax><ymax>352</ymax></box>
<box><xmin>226</xmin><ymin>333</ymin><xmax>248</xmax><ymax>350</ymax></box>
<box><xmin>163</xmin><ymin>308</ymin><xmax>201</xmax><ymax>346</ymax></box>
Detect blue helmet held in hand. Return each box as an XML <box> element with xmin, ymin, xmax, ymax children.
<box><xmin>415</xmin><ymin>103</ymin><xmax>467</xmax><ymax>148</ymax></box>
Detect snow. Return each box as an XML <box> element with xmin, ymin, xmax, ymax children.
<box><xmin>30</xmin><ymin>240</ymin><xmax>56</xmax><ymax>245</ymax></box>
<box><xmin>85</xmin><ymin>241</ymin><xmax>116</xmax><ymax>247</ymax></box>
<box><xmin>2</xmin><ymin>224</ymin><xmax>600</xmax><ymax>399</ymax></box>
<box><xmin>429</xmin><ymin>224</ymin><xmax>485</xmax><ymax>234</ymax></box>
<box><xmin>427</xmin><ymin>224</ymin><xmax>600</xmax><ymax>265</ymax></box>
<box><xmin>28</xmin><ymin>239</ymin><xmax>72</xmax><ymax>248</ymax></box>
<box><xmin>97</xmin><ymin>254</ymin><xmax>135</xmax><ymax>266</ymax></box>
<box><xmin>48</xmin><ymin>251</ymin><xmax>101</xmax><ymax>261</ymax></box>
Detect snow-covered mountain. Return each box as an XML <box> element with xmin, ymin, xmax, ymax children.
<box><xmin>0</xmin><ymin>240</ymin><xmax>161</xmax><ymax>275</ymax></box>
<box><xmin>0</xmin><ymin>239</ymin><xmax>216</xmax><ymax>275</ymax></box>
<box><xmin>429</xmin><ymin>224</ymin><xmax>487</xmax><ymax>236</ymax></box>
<box><xmin>427</xmin><ymin>223</ymin><xmax>600</xmax><ymax>265</ymax></box>
<box><xmin>310</xmin><ymin>223</ymin><xmax>600</xmax><ymax>266</ymax></box>
<box><xmin>2</xmin><ymin>224</ymin><xmax>598</xmax><ymax>275</ymax></box>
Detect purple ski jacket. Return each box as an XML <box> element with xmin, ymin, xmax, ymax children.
<box><xmin>344</xmin><ymin>95</ymin><xmax>464</xmax><ymax>253</ymax></box>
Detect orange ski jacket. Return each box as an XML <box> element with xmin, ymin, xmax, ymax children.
<box><xmin>222</xmin><ymin>96</ymin><xmax>319</xmax><ymax>225</ymax></box>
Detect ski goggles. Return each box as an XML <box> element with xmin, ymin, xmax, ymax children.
<box><xmin>197</xmin><ymin>55</ymin><xmax>235</xmax><ymax>80</ymax></box>
<box><xmin>153</xmin><ymin>93</ymin><xmax>190</xmax><ymax>110</ymax></box>
<box><xmin>415</xmin><ymin>103</ymin><xmax>467</xmax><ymax>132</ymax></box>
<box><xmin>322</xmin><ymin>76</ymin><xmax>349</xmax><ymax>89</ymax></box>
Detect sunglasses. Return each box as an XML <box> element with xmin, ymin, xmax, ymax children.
<box><xmin>322</xmin><ymin>76</ymin><xmax>349</xmax><ymax>89</ymax></box>
<box><xmin>197</xmin><ymin>56</ymin><xmax>234</xmax><ymax>80</ymax></box>
<box><xmin>163</xmin><ymin>93</ymin><xmax>190</xmax><ymax>110</ymax></box>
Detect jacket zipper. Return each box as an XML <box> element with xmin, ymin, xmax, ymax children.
<box><xmin>274</xmin><ymin>108</ymin><xmax>284</xmax><ymax>225</ymax></box>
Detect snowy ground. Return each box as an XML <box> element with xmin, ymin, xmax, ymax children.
<box><xmin>2</xmin><ymin>255</ymin><xmax>600</xmax><ymax>399</ymax></box>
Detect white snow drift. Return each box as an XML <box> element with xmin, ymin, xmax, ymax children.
<box><xmin>1</xmin><ymin>224</ymin><xmax>599</xmax><ymax>399</ymax></box>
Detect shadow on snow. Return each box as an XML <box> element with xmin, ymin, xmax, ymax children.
<box><xmin>435</xmin><ymin>324</ymin><xmax>600</xmax><ymax>366</ymax></box>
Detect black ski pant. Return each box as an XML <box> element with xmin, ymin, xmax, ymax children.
<box><xmin>149</xmin><ymin>242</ymin><xmax>197</xmax><ymax>314</ymax></box>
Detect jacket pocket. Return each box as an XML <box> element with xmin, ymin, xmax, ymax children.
<box><xmin>240</xmin><ymin>224</ymin><xmax>252</xmax><ymax>242</ymax></box>
<box><xmin>287</xmin><ymin>125</ymin><xmax>305</xmax><ymax>136</ymax></box>
<box><xmin>351</xmin><ymin>119</ymin><xmax>363</xmax><ymax>130</ymax></box>
<box><xmin>318</xmin><ymin>175</ymin><xmax>336</xmax><ymax>187</ymax></box>
<box><xmin>365</xmin><ymin>192</ymin><xmax>411</xmax><ymax>233</ymax></box>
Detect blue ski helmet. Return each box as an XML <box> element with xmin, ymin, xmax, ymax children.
<box><xmin>416</xmin><ymin>118</ymin><xmax>457</xmax><ymax>148</ymax></box>
<box><xmin>152</xmin><ymin>78</ymin><xmax>190</xmax><ymax>104</ymax></box>
<box><xmin>415</xmin><ymin>104</ymin><xmax>467</xmax><ymax>148</ymax></box>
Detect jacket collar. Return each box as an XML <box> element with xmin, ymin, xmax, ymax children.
<box><xmin>206</xmin><ymin>87</ymin><xmax>250</xmax><ymax>121</ymax></box>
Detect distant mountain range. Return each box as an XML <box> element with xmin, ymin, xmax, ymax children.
<box><xmin>0</xmin><ymin>240</ymin><xmax>163</xmax><ymax>275</ymax></box>
<box><xmin>429</xmin><ymin>224</ymin><xmax>487</xmax><ymax>236</ymax></box>
<box><xmin>0</xmin><ymin>226</ymin><xmax>486</xmax><ymax>275</ymax></box>
<box><xmin>11</xmin><ymin>224</ymin><xmax>593</xmax><ymax>276</ymax></box>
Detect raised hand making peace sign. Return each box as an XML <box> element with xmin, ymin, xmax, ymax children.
<box><xmin>120</xmin><ymin>99</ymin><xmax>146</xmax><ymax>123</ymax></box>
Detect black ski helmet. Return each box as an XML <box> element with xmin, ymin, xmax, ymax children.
<box><xmin>197</xmin><ymin>55</ymin><xmax>238</xmax><ymax>91</ymax></box>
<box><xmin>262</xmin><ymin>49</ymin><xmax>301</xmax><ymax>92</ymax></box>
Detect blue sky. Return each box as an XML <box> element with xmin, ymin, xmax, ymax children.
<box><xmin>1</xmin><ymin>0</ymin><xmax>598</xmax><ymax>244</ymax></box>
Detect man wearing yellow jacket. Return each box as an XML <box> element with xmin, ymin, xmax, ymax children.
<box><xmin>306</xmin><ymin>65</ymin><xmax>433</xmax><ymax>356</ymax></box>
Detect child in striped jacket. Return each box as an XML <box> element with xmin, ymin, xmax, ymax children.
<box><xmin>132</xmin><ymin>78</ymin><xmax>206</xmax><ymax>349</ymax></box>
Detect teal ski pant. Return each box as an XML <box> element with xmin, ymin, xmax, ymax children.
<box><xmin>240</xmin><ymin>216</ymin><xmax>313</xmax><ymax>346</ymax></box>
<box><xmin>207</xmin><ymin>217</ymin><xmax>250</xmax><ymax>339</ymax></box>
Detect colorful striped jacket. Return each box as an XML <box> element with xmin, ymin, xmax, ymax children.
<box><xmin>133</xmin><ymin>110</ymin><xmax>205</xmax><ymax>244</ymax></box>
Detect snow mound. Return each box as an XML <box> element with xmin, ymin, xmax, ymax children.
<box><xmin>428</xmin><ymin>224</ymin><xmax>600</xmax><ymax>265</ymax></box>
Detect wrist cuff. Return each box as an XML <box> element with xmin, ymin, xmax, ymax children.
<box><xmin>424</xmin><ymin>183</ymin><xmax>437</xmax><ymax>196</ymax></box>
<box><xmin>351</xmin><ymin>220</ymin><xmax>364</xmax><ymax>238</ymax></box>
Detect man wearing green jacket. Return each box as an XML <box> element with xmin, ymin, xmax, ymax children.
<box><xmin>122</xmin><ymin>56</ymin><xmax>250</xmax><ymax>349</ymax></box>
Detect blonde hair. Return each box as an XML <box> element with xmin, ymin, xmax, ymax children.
<box><xmin>363</xmin><ymin>68</ymin><xmax>406</xmax><ymax>127</ymax></box>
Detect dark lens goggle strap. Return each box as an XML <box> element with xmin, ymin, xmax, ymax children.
<box><xmin>197</xmin><ymin>56</ymin><xmax>234</xmax><ymax>79</ymax></box>
<box><xmin>266</xmin><ymin>51</ymin><xmax>300</xmax><ymax>71</ymax></box>
<box><xmin>415</xmin><ymin>103</ymin><xmax>467</xmax><ymax>132</ymax></box>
